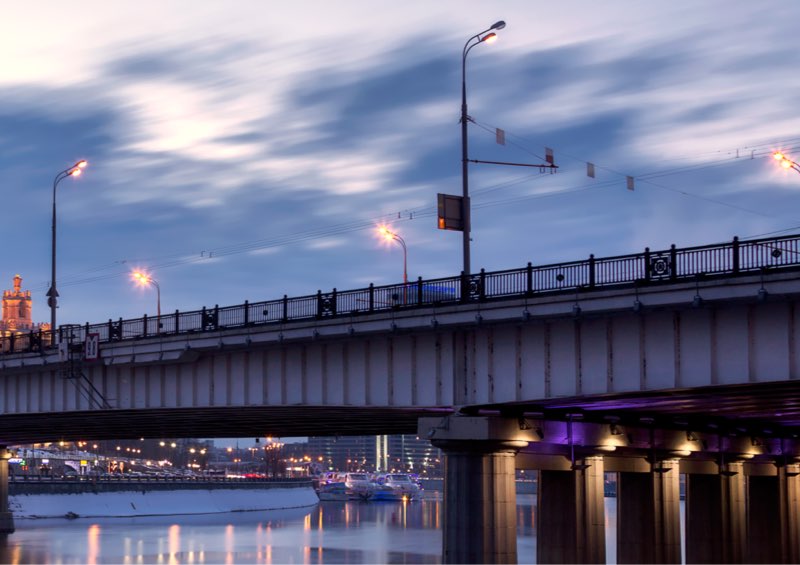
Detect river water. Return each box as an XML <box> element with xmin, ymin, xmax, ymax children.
<box><xmin>1</xmin><ymin>494</ymin><xmax>672</xmax><ymax>564</ymax></box>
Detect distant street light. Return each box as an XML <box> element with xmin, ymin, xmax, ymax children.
<box><xmin>461</xmin><ymin>20</ymin><xmax>506</xmax><ymax>278</ymax></box>
<box><xmin>378</xmin><ymin>225</ymin><xmax>408</xmax><ymax>284</ymax></box>
<box><xmin>48</xmin><ymin>160</ymin><xmax>88</xmax><ymax>344</ymax></box>
<box><xmin>774</xmin><ymin>151</ymin><xmax>800</xmax><ymax>175</ymax></box>
<box><xmin>132</xmin><ymin>271</ymin><xmax>161</xmax><ymax>332</ymax></box>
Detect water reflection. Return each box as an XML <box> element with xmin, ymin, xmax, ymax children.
<box><xmin>87</xmin><ymin>524</ymin><xmax>100</xmax><ymax>564</ymax></box>
<box><xmin>0</xmin><ymin>495</ymin><xmax>641</xmax><ymax>564</ymax></box>
<box><xmin>5</xmin><ymin>500</ymin><xmax>446</xmax><ymax>564</ymax></box>
<box><xmin>171</xmin><ymin>524</ymin><xmax>181</xmax><ymax>564</ymax></box>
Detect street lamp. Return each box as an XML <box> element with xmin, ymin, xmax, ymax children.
<box><xmin>379</xmin><ymin>225</ymin><xmax>409</xmax><ymax>305</ymax></box>
<box><xmin>461</xmin><ymin>20</ymin><xmax>505</xmax><ymax>278</ymax></box>
<box><xmin>774</xmin><ymin>151</ymin><xmax>800</xmax><ymax>175</ymax></box>
<box><xmin>48</xmin><ymin>160</ymin><xmax>87</xmax><ymax>343</ymax></box>
<box><xmin>132</xmin><ymin>270</ymin><xmax>161</xmax><ymax>332</ymax></box>
<box><xmin>378</xmin><ymin>226</ymin><xmax>408</xmax><ymax>284</ymax></box>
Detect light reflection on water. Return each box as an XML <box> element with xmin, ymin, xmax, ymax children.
<box><xmin>0</xmin><ymin>495</ymin><xmax>659</xmax><ymax>564</ymax></box>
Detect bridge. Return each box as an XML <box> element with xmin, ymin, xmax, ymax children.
<box><xmin>2</xmin><ymin>233</ymin><xmax>800</xmax><ymax>563</ymax></box>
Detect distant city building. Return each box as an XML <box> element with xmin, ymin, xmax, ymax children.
<box><xmin>306</xmin><ymin>434</ymin><xmax>441</xmax><ymax>475</ymax></box>
<box><xmin>0</xmin><ymin>275</ymin><xmax>46</xmax><ymax>336</ymax></box>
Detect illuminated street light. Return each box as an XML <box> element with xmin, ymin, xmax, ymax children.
<box><xmin>379</xmin><ymin>225</ymin><xmax>409</xmax><ymax>305</ymax></box>
<box><xmin>378</xmin><ymin>226</ymin><xmax>408</xmax><ymax>284</ymax></box>
<box><xmin>460</xmin><ymin>20</ymin><xmax>505</xmax><ymax>278</ymax></box>
<box><xmin>132</xmin><ymin>270</ymin><xmax>161</xmax><ymax>332</ymax></box>
<box><xmin>774</xmin><ymin>151</ymin><xmax>800</xmax><ymax>175</ymax></box>
<box><xmin>48</xmin><ymin>159</ymin><xmax>88</xmax><ymax>343</ymax></box>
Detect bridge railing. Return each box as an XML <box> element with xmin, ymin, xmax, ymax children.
<box><xmin>594</xmin><ymin>253</ymin><xmax>645</xmax><ymax>286</ymax></box>
<box><xmin>739</xmin><ymin>237</ymin><xmax>800</xmax><ymax>271</ymax></box>
<box><xmin>3</xmin><ymin>234</ymin><xmax>800</xmax><ymax>354</ymax></box>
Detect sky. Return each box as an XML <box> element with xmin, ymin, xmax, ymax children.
<box><xmin>2</xmin><ymin>1</ymin><xmax>800</xmax><ymax>327</ymax></box>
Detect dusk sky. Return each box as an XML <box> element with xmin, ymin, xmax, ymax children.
<box><xmin>3</xmin><ymin>1</ymin><xmax>800</xmax><ymax>327</ymax></box>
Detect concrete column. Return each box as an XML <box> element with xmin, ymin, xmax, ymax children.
<box><xmin>436</xmin><ymin>441</ymin><xmax>519</xmax><ymax>564</ymax></box>
<box><xmin>538</xmin><ymin>456</ymin><xmax>606</xmax><ymax>564</ymax></box>
<box><xmin>419</xmin><ymin>415</ymin><xmax>537</xmax><ymax>565</ymax></box>
<box><xmin>617</xmin><ymin>459</ymin><xmax>681</xmax><ymax>564</ymax></box>
<box><xmin>748</xmin><ymin>464</ymin><xmax>800</xmax><ymax>564</ymax></box>
<box><xmin>779</xmin><ymin>465</ymin><xmax>800</xmax><ymax>564</ymax></box>
<box><xmin>685</xmin><ymin>462</ymin><xmax>746</xmax><ymax>564</ymax></box>
<box><xmin>0</xmin><ymin>447</ymin><xmax>14</xmax><ymax>534</ymax></box>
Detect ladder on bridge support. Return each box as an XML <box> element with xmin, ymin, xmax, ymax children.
<box><xmin>58</xmin><ymin>326</ymin><xmax>112</xmax><ymax>410</ymax></box>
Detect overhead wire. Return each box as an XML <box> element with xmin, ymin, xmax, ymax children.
<box><xmin>471</xmin><ymin>118</ymin><xmax>800</xmax><ymax>220</ymax></box>
<box><xmin>40</xmin><ymin>131</ymin><xmax>800</xmax><ymax>292</ymax></box>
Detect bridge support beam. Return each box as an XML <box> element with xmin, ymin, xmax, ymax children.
<box><xmin>0</xmin><ymin>447</ymin><xmax>14</xmax><ymax>534</ymax></box>
<box><xmin>747</xmin><ymin>465</ymin><xmax>800</xmax><ymax>564</ymax></box>
<box><xmin>617</xmin><ymin>459</ymin><xmax>681</xmax><ymax>564</ymax></box>
<box><xmin>686</xmin><ymin>462</ymin><xmax>746</xmax><ymax>564</ymax></box>
<box><xmin>419</xmin><ymin>415</ymin><xmax>535</xmax><ymax>564</ymax></box>
<box><xmin>537</xmin><ymin>456</ymin><xmax>606</xmax><ymax>564</ymax></box>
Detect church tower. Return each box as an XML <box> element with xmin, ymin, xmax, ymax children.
<box><xmin>1</xmin><ymin>275</ymin><xmax>34</xmax><ymax>333</ymax></box>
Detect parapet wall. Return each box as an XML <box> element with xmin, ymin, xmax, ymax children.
<box><xmin>10</xmin><ymin>481</ymin><xmax>318</xmax><ymax>519</ymax></box>
<box><xmin>9</xmin><ymin>477</ymin><xmax>311</xmax><ymax>496</ymax></box>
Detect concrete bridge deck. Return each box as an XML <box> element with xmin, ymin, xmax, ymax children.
<box><xmin>2</xmin><ymin>233</ymin><xmax>800</xmax><ymax>562</ymax></box>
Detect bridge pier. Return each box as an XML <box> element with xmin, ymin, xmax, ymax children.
<box><xmin>419</xmin><ymin>415</ymin><xmax>535</xmax><ymax>564</ymax></box>
<box><xmin>685</xmin><ymin>462</ymin><xmax>746</xmax><ymax>564</ymax></box>
<box><xmin>0</xmin><ymin>447</ymin><xmax>14</xmax><ymax>534</ymax></box>
<box><xmin>748</xmin><ymin>464</ymin><xmax>800</xmax><ymax>563</ymax></box>
<box><xmin>537</xmin><ymin>456</ymin><xmax>606</xmax><ymax>564</ymax></box>
<box><xmin>616</xmin><ymin>459</ymin><xmax>681</xmax><ymax>564</ymax></box>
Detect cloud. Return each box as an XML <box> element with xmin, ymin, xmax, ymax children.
<box><xmin>2</xmin><ymin>0</ymin><xmax>800</xmax><ymax>325</ymax></box>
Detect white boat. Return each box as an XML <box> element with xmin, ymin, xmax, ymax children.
<box><xmin>317</xmin><ymin>480</ymin><xmax>349</xmax><ymax>501</ymax></box>
<box><xmin>342</xmin><ymin>472</ymin><xmax>374</xmax><ymax>500</ymax></box>
<box><xmin>315</xmin><ymin>472</ymin><xmax>348</xmax><ymax>501</ymax></box>
<box><xmin>372</xmin><ymin>473</ymin><xmax>421</xmax><ymax>501</ymax></box>
<box><xmin>370</xmin><ymin>481</ymin><xmax>404</xmax><ymax>502</ymax></box>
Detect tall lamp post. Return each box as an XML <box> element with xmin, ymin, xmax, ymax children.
<box><xmin>378</xmin><ymin>226</ymin><xmax>408</xmax><ymax>284</ymax></box>
<box><xmin>461</xmin><ymin>20</ymin><xmax>505</xmax><ymax>278</ymax></box>
<box><xmin>132</xmin><ymin>271</ymin><xmax>161</xmax><ymax>332</ymax></box>
<box><xmin>48</xmin><ymin>160</ymin><xmax>88</xmax><ymax>344</ymax></box>
<box><xmin>379</xmin><ymin>225</ymin><xmax>409</xmax><ymax>304</ymax></box>
<box><xmin>774</xmin><ymin>151</ymin><xmax>800</xmax><ymax>175</ymax></box>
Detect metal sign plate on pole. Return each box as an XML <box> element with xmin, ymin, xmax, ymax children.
<box><xmin>84</xmin><ymin>333</ymin><xmax>100</xmax><ymax>361</ymax></box>
<box><xmin>437</xmin><ymin>193</ymin><xmax>465</xmax><ymax>231</ymax></box>
<box><xmin>57</xmin><ymin>341</ymin><xmax>69</xmax><ymax>362</ymax></box>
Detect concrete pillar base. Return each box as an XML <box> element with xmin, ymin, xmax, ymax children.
<box><xmin>749</xmin><ymin>465</ymin><xmax>800</xmax><ymax>563</ymax></box>
<box><xmin>617</xmin><ymin>459</ymin><xmax>681</xmax><ymax>564</ymax></box>
<box><xmin>686</xmin><ymin>462</ymin><xmax>746</xmax><ymax>564</ymax></box>
<box><xmin>436</xmin><ymin>441</ymin><xmax>519</xmax><ymax>564</ymax></box>
<box><xmin>419</xmin><ymin>415</ymin><xmax>538</xmax><ymax>565</ymax></box>
<box><xmin>0</xmin><ymin>513</ymin><xmax>13</xmax><ymax>535</ymax></box>
<box><xmin>538</xmin><ymin>456</ymin><xmax>606</xmax><ymax>564</ymax></box>
<box><xmin>0</xmin><ymin>448</ymin><xmax>12</xmax><ymax>534</ymax></box>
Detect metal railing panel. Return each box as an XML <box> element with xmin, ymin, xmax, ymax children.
<box><xmin>5</xmin><ymin>233</ymin><xmax>800</xmax><ymax>353</ymax></box>
<box><xmin>594</xmin><ymin>255</ymin><xmax>645</xmax><ymax>286</ymax></box>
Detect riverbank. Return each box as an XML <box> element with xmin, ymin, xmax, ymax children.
<box><xmin>9</xmin><ymin>480</ymin><xmax>318</xmax><ymax>520</ymax></box>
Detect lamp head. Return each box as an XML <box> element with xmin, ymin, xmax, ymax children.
<box><xmin>132</xmin><ymin>270</ymin><xmax>154</xmax><ymax>286</ymax></box>
<box><xmin>482</xmin><ymin>32</ymin><xmax>498</xmax><ymax>44</ymax></box>
<box><xmin>774</xmin><ymin>152</ymin><xmax>785</xmax><ymax>161</ymax></box>
<box><xmin>491</xmin><ymin>20</ymin><xmax>506</xmax><ymax>30</ymax></box>
<box><xmin>67</xmin><ymin>160</ymin><xmax>87</xmax><ymax>177</ymax></box>
<box><xmin>378</xmin><ymin>225</ymin><xmax>396</xmax><ymax>241</ymax></box>
<box><xmin>782</xmin><ymin>159</ymin><xmax>793</xmax><ymax>169</ymax></box>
